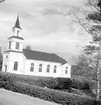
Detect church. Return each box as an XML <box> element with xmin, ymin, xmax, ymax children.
<box><xmin>2</xmin><ymin>14</ymin><xmax>71</xmax><ymax>78</ymax></box>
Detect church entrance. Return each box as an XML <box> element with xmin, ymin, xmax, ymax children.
<box><xmin>5</xmin><ymin>65</ymin><xmax>7</xmax><ymax>72</ymax></box>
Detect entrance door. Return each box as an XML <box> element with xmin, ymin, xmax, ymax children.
<box><xmin>5</xmin><ymin>65</ymin><xmax>7</xmax><ymax>72</ymax></box>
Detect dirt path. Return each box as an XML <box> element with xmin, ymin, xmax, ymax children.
<box><xmin>0</xmin><ymin>89</ymin><xmax>59</xmax><ymax>105</ymax></box>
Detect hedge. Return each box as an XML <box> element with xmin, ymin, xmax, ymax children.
<box><xmin>0</xmin><ymin>72</ymin><xmax>96</xmax><ymax>95</ymax></box>
<box><xmin>0</xmin><ymin>77</ymin><xmax>99</xmax><ymax>105</ymax></box>
<box><xmin>0</xmin><ymin>72</ymin><xmax>72</xmax><ymax>89</ymax></box>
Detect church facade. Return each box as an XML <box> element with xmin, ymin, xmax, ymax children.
<box><xmin>2</xmin><ymin>15</ymin><xmax>71</xmax><ymax>78</ymax></box>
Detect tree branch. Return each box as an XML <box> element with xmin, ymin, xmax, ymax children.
<box><xmin>0</xmin><ymin>0</ymin><xmax>5</xmax><ymax>3</ymax></box>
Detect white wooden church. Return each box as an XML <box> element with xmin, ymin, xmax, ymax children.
<box><xmin>2</xmin><ymin>14</ymin><xmax>71</xmax><ymax>78</ymax></box>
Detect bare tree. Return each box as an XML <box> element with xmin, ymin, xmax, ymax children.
<box><xmin>72</xmin><ymin>54</ymin><xmax>96</xmax><ymax>79</ymax></box>
<box><xmin>71</xmin><ymin>0</ymin><xmax>101</xmax><ymax>100</ymax></box>
<box><xmin>25</xmin><ymin>45</ymin><xmax>31</xmax><ymax>50</ymax></box>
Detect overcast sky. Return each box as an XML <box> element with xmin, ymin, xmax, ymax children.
<box><xmin>0</xmin><ymin>0</ymin><xmax>92</xmax><ymax>64</ymax></box>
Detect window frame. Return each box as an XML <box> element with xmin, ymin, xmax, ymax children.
<box><xmin>53</xmin><ymin>65</ymin><xmax>57</xmax><ymax>73</ymax></box>
<box><xmin>16</xmin><ymin>42</ymin><xmax>20</xmax><ymax>50</ymax></box>
<box><xmin>65</xmin><ymin>66</ymin><xmax>68</xmax><ymax>74</ymax></box>
<box><xmin>30</xmin><ymin>63</ymin><xmax>34</xmax><ymax>72</ymax></box>
<box><xmin>9</xmin><ymin>42</ymin><xmax>11</xmax><ymax>49</ymax></box>
<box><xmin>39</xmin><ymin>64</ymin><xmax>42</xmax><ymax>72</ymax></box>
<box><xmin>6</xmin><ymin>55</ymin><xmax>8</xmax><ymax>59</ymax></box>
<box><xmin>17</xmin><ymin>30</ymin><xmax>19</xmax><ymax>36</ymax></box>
<box><xmin>14</xmin><ymin>62</ymin><xmax>18</xmax><ymax>71</ymax></box>
<box><xmin>46</xmin><ymin>64</ymin><xmax>50</xmax><ymax>73</ymax></box>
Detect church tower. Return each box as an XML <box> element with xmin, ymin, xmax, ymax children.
<box><xmin>7</xmin><ymin>13</ymin><xmax>24</xmax><ymax>52</ymax></box>
<box><xmin>2</xmin><ymin>14</ymin><xmax>25</xmax><ymax>73</ymax></box>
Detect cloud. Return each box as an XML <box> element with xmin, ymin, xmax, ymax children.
<box><xmin>0</xmin><ymin>0</ymin><xmax>90</xmax><ymax>64</ymax></box>
<box><xmin>24</xmin><ymin>30</ymin><xmax>91</xmax><ymax>53</ymax></box>
<box><xmin>42</xmin><ymin>8</ymin><xmax>63</xmax><ymax>16</ymax></box>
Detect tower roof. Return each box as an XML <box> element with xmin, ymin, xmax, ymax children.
<box><xmin>13</xmin><ymin>13</ymin><xmax>22</xmax><ymax>29</ymax></box>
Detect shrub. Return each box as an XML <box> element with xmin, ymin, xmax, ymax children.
<box><xmin>1</xmin><ymin>79</ymin><xmax>97</xmax><ymax>105</ymax></box>
<box><xmin>0</xmin><ymin>72</ymin><xmax>94</xmax><ymax>91</ymax></box>
<box><xmin>0</xmin><ymin>72</ymin><xmax>72</xmax><ymax>90</ymax></box>
<box><xmin>0</xmin><ymin>72</ymin><xmax>100</xmax><ymax>105</ymax></box>
<box><xmin>72</xmin><ymin>79</ymin><xmax>91</xmax><ymax>90</ymax></box>
<box><xmin>54</xmin><ymin>78</ymin><xmax>72</xmax><ymax>90</ymax></box>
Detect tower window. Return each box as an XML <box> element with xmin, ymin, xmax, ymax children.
<box><xmin>17</xmin><ymin>30</ymin><xmax>19</xmax><ymax>36</ymax></box>
<box><xmin>14</xmin><ymin>62</ymin><xmax>18</xmax><ymax>71</ymax></box>
<box><xmin>54</xmin><ymin>65</ymin><xmax>57</xmax><ymax>73</ymax></box>
<box><xmin>30</xmin><ymin>63</ymin><xmax>34</xmax><ymax>72</ymax></box>
<box><xmin>39</xmin><ymin>64</ymin><xmax>42</xmax><ymax>72</ymax></box>
<box><xmin>6</xmin><ymin>55</ymin><xmax>8</xmax><ymax>59</ymax></box>
<box><xmin>65</xmin><ymin>67</ymin><xmax>68</xmax><ymax>74</ymax></box>
<box><xmin>46</xmin><ymin>65</ymin><xmax>50</xmax><ymax>73</ymax></box>
<box><xmin>9</xmin><ymin>42</ymin><xmax>11</xmax><ymax>49</ymax></box>
<box><xmin>16</xmin><ymin>42</ymin><xmax>20</xmax><ymax>50</ymax></box>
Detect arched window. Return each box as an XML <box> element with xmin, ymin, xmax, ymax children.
<box><xmin>6</xmin><ymin>55</ymin><xmax>8</xmax><ymax>59</ymax></box>
<box><xmin>17</xmin><ymin>30</ymin><xmax>19</xmax><ymax>36</ymax></box>
<box><xmin>46</xmin><ymin>65</ymin><xmax>50</xmax><ymax>73</ymax></box>
<box><xmin>65</xmin><ymin>67</ymin><xmax>68</xmax><ymax>74</ymax></box>
<box><xmin>54</xmin><ymin>65</ymin><xmax>57</xmax><ymax>73</ymax></box>
<box><xmin>14</xmin><ymin>62</ymin><xmax>18</xmax><ymax>71</ymax></box>
<box><xmin>16</xmin><ymin>42</ymin><xmax>20</xmax><ymax>50</ymax></box>
<box><xmin>39</xmin><ymin>64</ymin><xmax>42</xmax><ymax>72</ymax></box>
<box><xmin>9</xmin><ymin>42</ymin><xmax>11</xmax><ymax>49</ymax></box>
<box><xmin>30</xmin><ymin>63</ymin><xmax>34</xmax><ymax>72</ymax></box>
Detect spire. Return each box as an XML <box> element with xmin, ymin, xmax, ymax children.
<box><xmin>13</xmin><ymin>13</ymin><xmax>22</xmax><ymax>29</ymax></box>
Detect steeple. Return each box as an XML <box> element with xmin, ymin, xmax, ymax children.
<box><xmin>11</xmin><ymin>13</ymin><xmax>23</xmax><ymax>38</ymax></box>
<box><xmin>13</xmin><ymin>13</ymin><xmax>22</xmax><ymax>29</ymax></box>
<box><xmin>7</xmin><ymin>13</ymin><xmax>24</xmax><ymax>52</ymax></box>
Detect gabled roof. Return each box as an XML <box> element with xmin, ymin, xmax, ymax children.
<box><xmin>12</xmin><ymin>14</ymin><xmax>22</xmax><ymax>29</ymax></box>
<box><xmin>23</xmin><ymin>49</ymin><xmax>67</xmax><ymax>64</ymax></box>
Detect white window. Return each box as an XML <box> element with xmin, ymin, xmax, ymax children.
<box><xmin>65</xmin><ymin>67</ymin><xmax>68</xmax><ymax>74</ymax></box>
<box><xmin>46</xmin><ymin>65</ymin><xmax>50</xmax><ymax>73</ymax></box>
<box><xmin>6</xmin><ymin>55</ymin><xmax>8</xmax><ymax>59</ymax></box>
<box><xmin>16</xmin><ymin>42</ymin><xmax>20</xmax><ymax>50</ymax></box>
<box><xmin>54</xmin><ymin>65</ymin><xmax>57</xmax><ymax>73</ymax></box>
<box><xmin>14</xmin><ymin>62</ymin><xmax>18</xmax><ymax>71</ymax></box>
<box><xmin>30</xmin><ymin>63</ymin><xmax>34</xmax><ymax>72</ymax></box>
<box><xmin>17</xmin><ymin>30</ymin><xmax>19</xmax><ymax>36</ymax></box>
<box><xmin>9</xmin><ymin>42</ymin><xmax>11</xmax><ymax>49</ymax></box>
<box><xmin>39</xmin><ymin>64</ymin><xmax>42</xmax><ymax>72</ymax></box>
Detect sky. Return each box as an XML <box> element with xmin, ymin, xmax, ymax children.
<box><xmin>0</xmin><ymin>0</ymin><xmax>92</xmax><ymax>64</ymax></box>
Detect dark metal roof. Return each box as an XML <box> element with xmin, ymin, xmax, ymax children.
<box><xmin>8</xmin><ymin>36</ymin><xmax>24</xmax><ymax>40</ymax></box>
<box><xmin>23</xmin><ymin>49</ymin><xmax>67</xmax><ymax>64</ymax></box>
<box><xmin>12</xmin><ymin>14</ymin><xmax>22</xmax><ymax>29</ymax></box>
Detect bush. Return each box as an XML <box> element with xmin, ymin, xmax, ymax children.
<box><xmin>72</xmin><ymin>78</ymin><xmax>91</xmax><ymax>90</ymax></box>
<box><xmin>0</xmin><ymin>72</ymin><xmax>94</xmax><ymax>91</ymax></box>
<box><xmin>54</xmin><ymin>78</ymin><xmax>72</xmax><ymax>90</ymax></box>
<box><xmin>0</xmin><ymin>72</ymin><xmax>72</xmax><ymax>90</ymax></box>
<box><xmin>0</xmin><ymin>72</ymin><xmax>100</xmax><ymax>105</ymax></box>
<box><xmin>0</xmin><ymin>79</ymin><xmax>98</xmax><ymax>105</ymax></box>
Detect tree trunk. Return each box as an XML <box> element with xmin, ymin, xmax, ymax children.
<box><xmin>96</xmin><ymin>42</ymin><xmax>101</xmax><ymax>101</ymax></box>
<box><xmin>96</xmin><ymin>66</ymin><xmax>100</xmax><ymax>100</ymax></box>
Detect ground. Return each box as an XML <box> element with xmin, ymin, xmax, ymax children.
<box><xmin>0</xmin><ymin>89</ymin><xmax>59</xmax><ymax>105</ymax></box>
